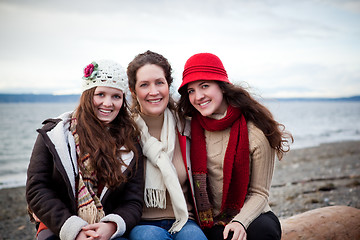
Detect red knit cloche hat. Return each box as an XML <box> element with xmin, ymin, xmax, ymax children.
<box><xmin>178</xmin><ymin>53</ymin><xmax>231</xmax><ymax>92</ymax></box>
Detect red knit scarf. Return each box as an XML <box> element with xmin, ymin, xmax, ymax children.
<box><xmin>191</xmin><ymin>105</ymin><xmax>249</xmax><ymax>228</ymax></box>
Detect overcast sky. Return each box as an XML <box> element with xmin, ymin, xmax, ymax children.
<box><xmin>1</xmin><ymin>0</ymin><xmax>359</xmax><ymax>98</ymax></box>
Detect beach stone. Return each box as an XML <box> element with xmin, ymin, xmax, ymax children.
<box><xmin>280</xmin><ymin>205</ymin><xmax>360</xmax><ymax>240</ymax></box>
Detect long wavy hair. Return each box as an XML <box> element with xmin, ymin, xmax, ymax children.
<box><xmin>177</xmin><ymin>81</ymin><xmax>293</xmax><ymax>160</ymax></box>
<box><xmin>74</xmin><ymin>87</ymin><xmax>140</xmax><ymax>189</ymax></box>
<box><xmin>127</xmin><ymin>50</ymin><xmax>176</xmax><ymax>113</ymax></box>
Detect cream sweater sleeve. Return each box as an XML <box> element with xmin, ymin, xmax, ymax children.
<box><xmin>232</xmin><ymin>122</ymin><xmax>275</xmax><ymax>228</ymax></box>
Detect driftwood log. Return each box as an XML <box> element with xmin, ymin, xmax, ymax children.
<box><xmin>280</xmin><ymin>205</ymin><xmax>360</xmax><ymax>240</ymax></box>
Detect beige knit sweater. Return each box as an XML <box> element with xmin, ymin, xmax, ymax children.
<box><xmin>205</xmin><ymin>121</ymin><xmax>275</xmax><ymax>228</ymax></box>
<box><xmin>140</xmin><ymin>113</ymin><xmax>194</xmax><ymax>221</ymax></box>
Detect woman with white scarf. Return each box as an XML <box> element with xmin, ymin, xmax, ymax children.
<box><xmin>127</xmin><ymin>50</ymin><xmax>207</xmax><ymax>240</ymax></box>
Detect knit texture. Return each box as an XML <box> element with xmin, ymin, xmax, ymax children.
<box><xmin>70</xmin><ymin>118</ymin><xmax>105</xmax><ymax>224</ymax></box>
<box><xmin>136</xmin><ymin>108</ymin><xmax>189</xmax><ymax>233</ymax></box>
<box><xmin>82</xmin><ymin>60</ymin><xmax>128</xmax><ymax>93</ymax></box>
<box><xmin>139</xmin><ymin>113</ymin><xmax>194</xmax><ymax>222</ymax></box>
<box><xmin>191</xmin><ymin>105</ymin><xmax>249</xmax><ymax>228</ymax></box>
<box><xmin>206</xmin><ymin>122</ymin><xmax>275</xmax><ymax>228</ymax></box>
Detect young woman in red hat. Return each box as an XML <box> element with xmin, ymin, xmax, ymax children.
<box><xmin>177</xmin><ymin>53</ymin><xmax>293</xmax><ymax>240</ymax></box>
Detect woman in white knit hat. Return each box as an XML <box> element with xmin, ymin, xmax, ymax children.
<box><xmin>126</xmin><ymin>50</ymin><xmax>207</xmax><ymax>240</ymax></box>
<box><xmin>26</xmin><ymin>60</ymin><xmax>144</xmax><ymax>240</ymax></box>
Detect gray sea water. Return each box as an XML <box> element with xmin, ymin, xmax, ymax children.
<box><xmin>0</xmin><ymin>101</ymin><xmax>359</xmax><ymax>189</ymax></box>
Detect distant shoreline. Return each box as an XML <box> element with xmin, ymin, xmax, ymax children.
<box><xmin>0</xmin><ymin>94</ymin><xmax>80</xmax><ymax>103</ymax></box>
<box><xmin>1</xmin><ymin>93</ymin><xmax>359</xmax><ymax>103</ymax></box>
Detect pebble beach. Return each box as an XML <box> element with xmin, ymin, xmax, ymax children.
<box><xmin>0</xmin><ymin>140</ymin><xmax>359</xmax><ymax>240</ymax></box>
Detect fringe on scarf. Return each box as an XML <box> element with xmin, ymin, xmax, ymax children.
<box><xmin>144</xmin><ymin>188</ymin><xmax>166</xmax><ymax>209</ymax></box>
<box><xmin>78</xmin><ymin>202</ymin><xmax>105</xmax><ymax>224</ymax></box>
<box><xmin>168</xmin><ymin>217</ymin><xmax>188</xmax><ymax>234</ymax></box>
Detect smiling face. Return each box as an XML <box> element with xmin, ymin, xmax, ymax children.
<box><xmin>134</xmin><ymin>64</ymin><xmax>169</xmax><ymax>116</ymax></box>
<box><xmin>187</xmin><ymin>80</ymin><xmax>228</xmax><ymax>117</ymax></box>
<box><xmin>93</xmin><ymin>86</ymin><xmax>124</xmax><ymax>123</ymax></box>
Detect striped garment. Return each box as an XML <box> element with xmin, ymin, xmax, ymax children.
<box><xmin>70</xmin><ymin>118</ymin><xmax>105</xmax><ymax>224</ymax></box>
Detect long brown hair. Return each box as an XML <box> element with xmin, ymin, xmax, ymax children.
<box><xmin>177</xmin><ymin>81</ymin><xmax>293</xmax><ymax>160</ymax></box>
<box><xmin>74</xmin><ymin>88</ymin><xmax>140</xmax><ymax>188</ymax></box>
<box><xmin>127</xmin><ymin>50</ymin><xmax>176</xmax><ymax>113</ymax></box>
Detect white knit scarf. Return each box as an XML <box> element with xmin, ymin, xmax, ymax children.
<box><xmin>135</xmin><ymin>108</ymin><xmax>189</xmax><ymax>233</ymax></box>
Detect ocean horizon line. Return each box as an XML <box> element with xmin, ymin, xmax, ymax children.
<box><xmin>0</xmin><ymin>93</ymin><xmax>359</xmax><ymax>103</ymax></box>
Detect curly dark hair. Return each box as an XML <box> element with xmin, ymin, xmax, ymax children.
<box><xmin>177</xmin><ymin>81</ymin><xmax>293</xmax><ymax>160</ymax></box>
<box><xmin>127</xmin><ymin>50</ymin><xmax>176</xmax><ymax>113</ymax></box>
<box><xmin>74</xmin><ymin>88</ymin><xmax>140</xmax><ymax>189</ymax></box>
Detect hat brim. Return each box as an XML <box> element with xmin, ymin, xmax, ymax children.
<box><xmin>178</xmin><ymin>72</ymin><xmax>230</xmax><ymax>92</ymax></box>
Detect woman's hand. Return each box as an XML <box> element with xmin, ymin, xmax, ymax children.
<box><xmin>75</xmin><ymin>228</ymin><xmax>99</xmax><ymax>240</ymax></box>
<box><xmin>223</xmin><ymin>221</ymin><xmax>247</xmax><ymax>240</ymax></box>
<box><xmin>32</xmin><ymin>212</ymin><xmax>41</xmax><ymax>222</ymax></box>
<box><xmin>78</xmin><ymin>222</ymin><xmax>117</xmax><ymax>240</ymax></box>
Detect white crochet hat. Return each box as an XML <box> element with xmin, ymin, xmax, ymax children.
<box><xmin>82</xmin><ymin>60</ymin><xmax>128</xmax><ymax>92</ymax></box>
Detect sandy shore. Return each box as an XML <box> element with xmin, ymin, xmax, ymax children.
<box><xmin>270</xmin><ymin>140</ymin><xmax>360</xmax><ymax>219</ymax></box>
<box><xmin>0</xmin><ymin>140</ymin><xmax>359</xmax><ymax>240</ymax></box>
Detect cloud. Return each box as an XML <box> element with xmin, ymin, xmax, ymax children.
<box><xmin>0</xmin><ymin>0</ymin><xmax>359</xmax><ymax>97</ymax></box>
